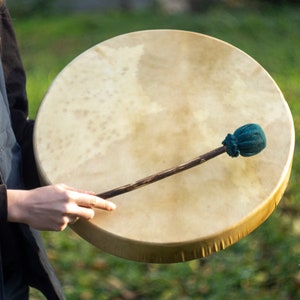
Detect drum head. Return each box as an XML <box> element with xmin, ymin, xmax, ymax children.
<box><xmin>34</xmin><ymin>30</ymin><xmax>294</xmax><ymax>263</ymax></box>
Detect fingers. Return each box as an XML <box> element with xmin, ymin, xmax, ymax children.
<box><xmin>55</xmin><ymin>183</ymin><xmax>116</xmax><ymax>211</ymax></box>
<box><xmin>68</xmin><ymin>216</ymin><xmax>80</xmax><ymax>225</ymax></box>
<box><xmin>67</xmin><ymin>203</ymin><xmax>95</xmax><ymax>221</ymax></box>
<box><xmin>70</xmin><ymin>191</ymin><xmax>116</xmax><ymax>211</ymax></box>
<box><xmin>58</xmin><ymin>184</ymin><xmax>96</xmax><ymax>196</ymax></box>
<box><xmin>65</xmin><ymin>199</ymin><xmax>113</xmax><ymax>226</ymax></box>
<box><xmin>56</xmin><ymin>184</ymin><xmax>116</xmax><ymax>226</ymax></box>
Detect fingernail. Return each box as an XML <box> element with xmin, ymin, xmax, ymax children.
<box><xmin>108</xmin><ymin>202</ymin><xmax>117</xmax><ymax>210</ymax></box>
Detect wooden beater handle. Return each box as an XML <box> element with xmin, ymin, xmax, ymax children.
<box><xmin>98</xmin><ymin>146</ymin><xmax>226</xmax><ymax>199</ymax></box>
<box><xmin>97</xmin><ymin>123</ymin><xmax>267</xmax><ymax>199</ymax></box>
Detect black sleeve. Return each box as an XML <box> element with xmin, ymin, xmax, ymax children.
<box><xmin>0</xmin><ymin>184</ymin><xmax>7</xmax><ymax>223</ymax></box>
<box><xmin>0</xmin><ymin>4</ymin><xmax>40</xmax><ymax>189</ymax></box>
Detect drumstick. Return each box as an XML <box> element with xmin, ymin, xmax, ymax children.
<box><xmin>98</xmin><ymin>123</ymin><xmax>266</xmax><ymax>199</ymax></box>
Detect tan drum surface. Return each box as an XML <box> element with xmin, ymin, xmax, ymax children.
<box><xmin>34</xmin><ymin>30</ymin><xmax>294</xmax><ymax>263</ymax></box>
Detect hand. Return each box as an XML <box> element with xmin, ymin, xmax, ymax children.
<box><xmin>7</xmin><ymin>184</ymin><xmax>116</xmax><ymax>231</ymax></box>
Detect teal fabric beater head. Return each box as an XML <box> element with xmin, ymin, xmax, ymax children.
<box><xmin>222</xmin><ymin>123</ymin><xmax>267</xmax><ymax>158</ymax></box>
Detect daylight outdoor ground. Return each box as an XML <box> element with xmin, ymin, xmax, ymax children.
<box><xmin>9</xmin><ymin>1</ymin><xmax>300</xmax><ymax>299</ymax></box>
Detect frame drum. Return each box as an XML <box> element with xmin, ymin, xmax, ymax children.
<box><xmin>33</xmin><ymin>30</ymin><xmax>294</xmax><ymax>263</ymax></box>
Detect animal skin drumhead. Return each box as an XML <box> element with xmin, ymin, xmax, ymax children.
<box><xmin>34</xmin><ymin>30</ymin><xmax>294</xmax><ymax>263</ymax></box>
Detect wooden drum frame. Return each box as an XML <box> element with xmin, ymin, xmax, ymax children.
<box><xmin>33</xmin><ymin>30</ymin><xmax>295</xmax><ymax>263</ymax></box>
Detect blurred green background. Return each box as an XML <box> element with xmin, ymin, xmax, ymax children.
<box><xmin>9</xmin><ymin>0</ymin><xmax>300</xmax><ymax>299</ymax></box>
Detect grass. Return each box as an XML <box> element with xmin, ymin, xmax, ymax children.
<box><xmin>11</xmin><ymin>3</ymin><xmax>300</xmax><ymax>299</ymax></box>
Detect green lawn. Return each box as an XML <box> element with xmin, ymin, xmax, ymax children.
<box><xmin>12</xmin><ymin>4</ymin><xmax>300</xmax><ymax>299</ymax></box>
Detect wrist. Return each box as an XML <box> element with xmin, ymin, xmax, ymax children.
<box><xmin>7</xmin><ymin>189</ymin><xmax>28</xmax><ymax>223</ymax></box>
